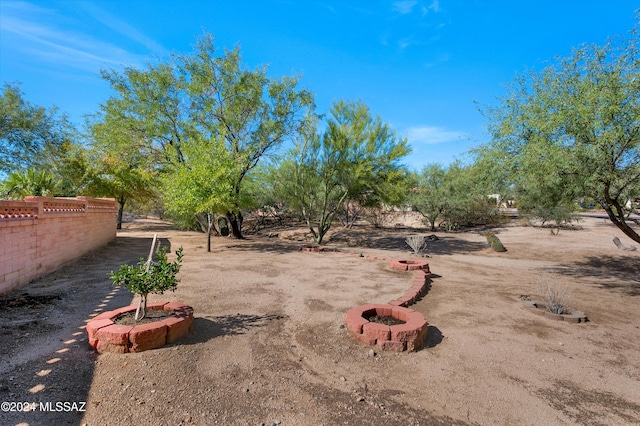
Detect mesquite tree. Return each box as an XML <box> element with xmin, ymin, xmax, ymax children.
<box><xmin>98</xmin><ymin>33</ymin><xmax>314</xmax><ymax>240</ymax></box>
<box><xmin>477</xmin><ymin>18</ymin><xmax>640</xmax><ymax>243</ymax></box>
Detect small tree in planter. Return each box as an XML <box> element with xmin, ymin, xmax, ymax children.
<box><xmin>110</xmin><ymin>234</ymin><xmax>184</xmax><ymax>320</ymax></box>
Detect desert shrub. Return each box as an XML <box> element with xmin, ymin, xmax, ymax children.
<box><xmin>441</xmin><ymin>197</ymin><xmax>504</xmax><ymax>230</ymax></box>
<box><xmin>405</xmin><ymin>235</ymin><xmax>427</xmax><ymax>255</ymax></box>
<box><xmin>520</xmin><ymin>203</ymin><xmax>579</xmax><ymax>230</ymax></box>
<box><xmin>537</xmin><ymin>282</ymin><xmax>570</xmax><ymax>314</ymax></box>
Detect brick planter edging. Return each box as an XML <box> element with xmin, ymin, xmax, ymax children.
<box><xmin>388</xmin><ymin>259</ymin><xmax>430</xmax><ymax>271</ymax></box>
<box><xmin>343</xmin><ymin>265</ymin><xmax>431</xmax><ymax>352</ymax></box>
<box><xmin>86</xmin><ymin>302</ymin><xmax>194</xmax><ymax>353</ymax></box>
<box><xmin>345</xmin><ymin>303</ymin><xmax>429</xmax><ymax>352</ymax></box>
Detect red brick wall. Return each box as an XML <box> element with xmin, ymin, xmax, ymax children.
<box><xmin>0</xmin><ymin>196</ymin><xmax>117</xmax><ymax>296</ymax></box>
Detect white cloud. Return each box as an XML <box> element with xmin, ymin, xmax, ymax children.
<box><xmin>77</xmin><ymin>2</ymin><xmax>165</xmax><ymax>54</ymax></box>
<box><xmin>405</xmin><ymin>126</ymin><xmax>468</xmax><ymax>145</ymax></box>
<box><xmin>393</xmin><ymin>0</ymin><xmax>418</xmax><ymax>15</ymax></box>
<box><xmin>0</xmin><ymin>1</ymin><xmax>153</xmax><ymax>72</ymax></box>
<box><xmin>394</xmin><ymin>0</ymin><xmax>440</xmax><ymax>16</ymax></box>
<box><xmin>398</xmin><ymin>36</ymin><xmax>414</xmax><ymax>50</ymax></box>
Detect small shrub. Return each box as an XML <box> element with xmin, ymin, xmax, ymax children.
<box><xmin>110</xmin><ymin>244</ymin><xmax>184</xmax><ymax>320</ymax></box>
<box><xmin>405</xmin><ymin>235</ymin><xmax>427</xmax><ymax>255</ymax></box>
<box><xmin>537</xmin><ymin>282</ymin><xmax>570</xmax><ymax>314</ymax></box>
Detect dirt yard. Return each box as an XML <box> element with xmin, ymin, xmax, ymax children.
<box><xmin>1</xmin><ymin>214</ymin><xmax>639</xmax><ymax>426</ymax></box>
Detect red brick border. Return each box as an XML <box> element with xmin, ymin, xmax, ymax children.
<box><xmin>298</xmin><ymin>246</ymin><xmax>433</xmax><ymax>352</ymax></box>
<box><xmin>345</xmin><ymin>302</ymin><xmax>429</xmax><ymax>352</ymax></box>
<box><xmin>86</xmin><ymin>302</ymin><xmax>194</xmax><ymax>353</ymax></box>
<box><xmin>343</xmin><ymin>265</ymin><xmax>431</xmax><ymax>352</ymax></box>
<box><xmin>388</xmin><ymin>259</ymin><xmax>430</xmax><ymax>271</ymax></box>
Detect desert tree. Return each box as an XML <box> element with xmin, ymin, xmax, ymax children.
<box><xmin>0</xmin><ymin>83</ymin><xmax>75</xmax><ymax>177</ymax></box>
<box><xmin>161</xmin><ymin>136</ymin><xmax>235</xmax><ymax>251</ymax></box>
<box><xmin>407</xmin><ymin>164</ymin><xmax>448</xmax><ymax>231</ymax></box>
<box><xmin>98</xmin><ymin>33</ymin><xmax>314</xmax><ymax>238</ymax></box>
<box><xmin>477</xmin><ymin>17</ymin><xmax>640</xmax><ymax>243</ymax></box>
<box><xmin>87</xmin><ymin>115</ymin><xmax>158</xmax><ymax>229</ymax></box>
<box><xmin>271</xmin><ymin>101</ymin><xmax>410</xmax><ymax>244</ymax></box>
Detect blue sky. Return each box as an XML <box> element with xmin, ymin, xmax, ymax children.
<box><xmin>0</xmin><ymin>1</ymin><xmax>637</xmax><ymax>170</ymax></box>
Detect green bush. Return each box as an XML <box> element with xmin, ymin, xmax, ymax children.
<box><xmin>110</xmin><ymin>245</ymin><xmax>184</xmax><ymax>320</ymax></box>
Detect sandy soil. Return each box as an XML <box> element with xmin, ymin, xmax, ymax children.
<box><xmin>1</xmin><ymin>213</ymin><xmax>639</xmax><ymax>426</ymax></box>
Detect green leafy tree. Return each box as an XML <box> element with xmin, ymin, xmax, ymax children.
<box><xmin>99</xmin><ymin>33</ymin><xmax>314</xmax><ymax>238</ymax></box>
<box><xmin>478</xmin><ymin>19</ymin><xmax>640</xmax><ymax>243</ymax></box>
<box><xmin>0</xmin><ymin>83</ymin><xmax>75</xmax><ymax>176</ymax></box>
<box><xmin>407</xmin><ymin>164</ymin><xmax>448</xmax><ymax>231</ymax></box>
<box><xmin>272</xmin><ymin>101</ymin><xmax>410</xmax><ymax>243</ymax></box>
<box><xmin>87</xmin><ymin>116</ymin><xmax>158</xmax><ymax>229</ymax></box>
<box><xmin>439</xmin><ymin>162</ymin><xmax>502</xmax><ymax>230</ymax></box>
<box><xmin>110</xmin><ymin>240</ymin><xmax>184</xmax><ymax>321</ymax></box>
<box><xmin>47</xmin><ymin>141</ymin><xmax>93</xmax><ymax>197</ymax></box>
<box><xmin>162</xmin><ymin>136</ymin><xmax>235</xmax><ymax>251</ymax></box>
<box><xmin>328</xmin><ymin>101</ymin><xmax>411</xmax><ymax>227</ymax></box>
<box><xmin>408</xmin><ymin>162</ymin><xmax>501</xmax><ymax>231</ymax></box>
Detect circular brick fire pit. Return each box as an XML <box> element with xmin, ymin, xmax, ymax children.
<box><xmin>86</xmin><ymin>302</ymin><xmax>193</xmax><ymax>353</ymax></box>
<box><xmin>345</xmin><ymin>304</ymin><xmax>428</xmax><ymax>352</ymax></box>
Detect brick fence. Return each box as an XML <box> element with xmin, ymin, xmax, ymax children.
<box><xmin>0</xmin><ymin>196</ymin><xmax>117</xmax><ymax>296</ymax></box>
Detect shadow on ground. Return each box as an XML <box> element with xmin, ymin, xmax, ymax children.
<box><xmin>222</xmin><ymin>239</ymin><xmax>302</xmax><ymax>255</ymax></box>
<box><xmin>0</xmin><ymin>233</ymin><xmax>168</xmax><ymax>426</ymax></box>
<box><xmin>423</xmin><ymin>325</ymin><xmax>444</xmax><ymax>349</ymax></box>
<box><xmin>544</xmin><ymin>255</ymin><xmax>640</xmax><ymax>296</ymax></box>
<box><xmin>370</xmin><ymin>235</ymin><xmax>488</xmax><ymax>255</ymax></box>
<box><xmin>181</xmin><ymin>314</ymin><xmax>288</xmax><ymax>345</ymax></box>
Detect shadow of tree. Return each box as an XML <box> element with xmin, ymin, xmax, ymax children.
<box><xmin>181</xmin><ymin>314</ymin><xmax>287</xmax><ymax>345</ymax></box>
<box><xmin>370</xmin><ymin>235</ymin><xmax>488</xmax><ymax>255</ymax></box>
<box><xmin>223</xmin><ymin>239</ymin><xmax>301</xmax><ymax>255</ymax></box>
<box><xmin>544</xmin><ymin>255</ymin><xmax>640</xmax><ymax>296</ymax></box>
<box><xmin>119</xmin><ymin>219</ymin><xmax>176</xmax><ymax>233</ymax></box>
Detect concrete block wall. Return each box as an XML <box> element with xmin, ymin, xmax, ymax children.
<box><xmin>0</xmin><ymin>196</ymin><xmax>117</xmax><ymax>296</ymax></box>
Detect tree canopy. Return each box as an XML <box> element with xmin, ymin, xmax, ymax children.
<box><xmin>271</xmin><ymin>100</ymin><xmax>410</xmax><ymax>243</ymax></box>
<box><xmin>98</xmin><ymin>33</ymin><xmax>314</xmax><ymax>238</ymax></box>
<box><xmin>477</xmin><ymin>19</ymin><xmax>640</xmax><ymax>242</ymax></box>
<box><xmin>0</xmin><ymin>83</ymin><xmax>75</xmax><ymax>177</ymax></box>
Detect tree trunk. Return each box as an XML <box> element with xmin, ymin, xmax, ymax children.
<box><xmin>206</xmin><ymin>213</ymin><xmax>213</xmax><ymax>252</ymax></box>
<box><xmin>116</xmin><ymin>197</ymin><xmax>126</xmax><ymax>230</ymax></box>
<box><xmin>135</xmin><ymin>293</ymin><xmax>147</xmax><ymax>321</ymax></box>
<box><xmin>226</xmin><ymin>210</ymin><xmax>244</xmax><ymax>239</ymax></box>
<box><xmin>598</xmin><ymin>193</ymin><xmax>640</xmax><ymax>244</ymax></box>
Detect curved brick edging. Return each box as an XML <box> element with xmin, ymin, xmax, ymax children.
<box><xmin>388</xmin><ymin>269</ymin><xmax>431</xmax><ymax>307</ymax></box>
<box><xmin>86</xmin><ymin>302</ymin><xmax>194</xmax><ymax>353</ymax></box>
<box><xmin>523</xmin><ymin>300</ymin><xmax>588</xmax><ymax>323</ymax></box>
<box><xmin>388</xmin><ymin>259</ymin><xmax>430</xmax><ymax>271</ymax></box>
<box><xmin>343</xmin><ymin>266</ymin><xmax>431</xmax><ymax>352</ymax></box>
<box><xmin>298</xmin><ymin>247</ymin><xmax>433</xmax><ymax>352</ymax></box>
<box><xmin>345</xmin><ymin>303</ymin><xmax>429</xmax><ymax>352</ymax></box>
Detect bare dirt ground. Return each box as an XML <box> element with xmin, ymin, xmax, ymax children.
<box><xmin>1</xmin><ymin>213</ymin><xmax>639</xmax><ymax>426</ymax></box>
